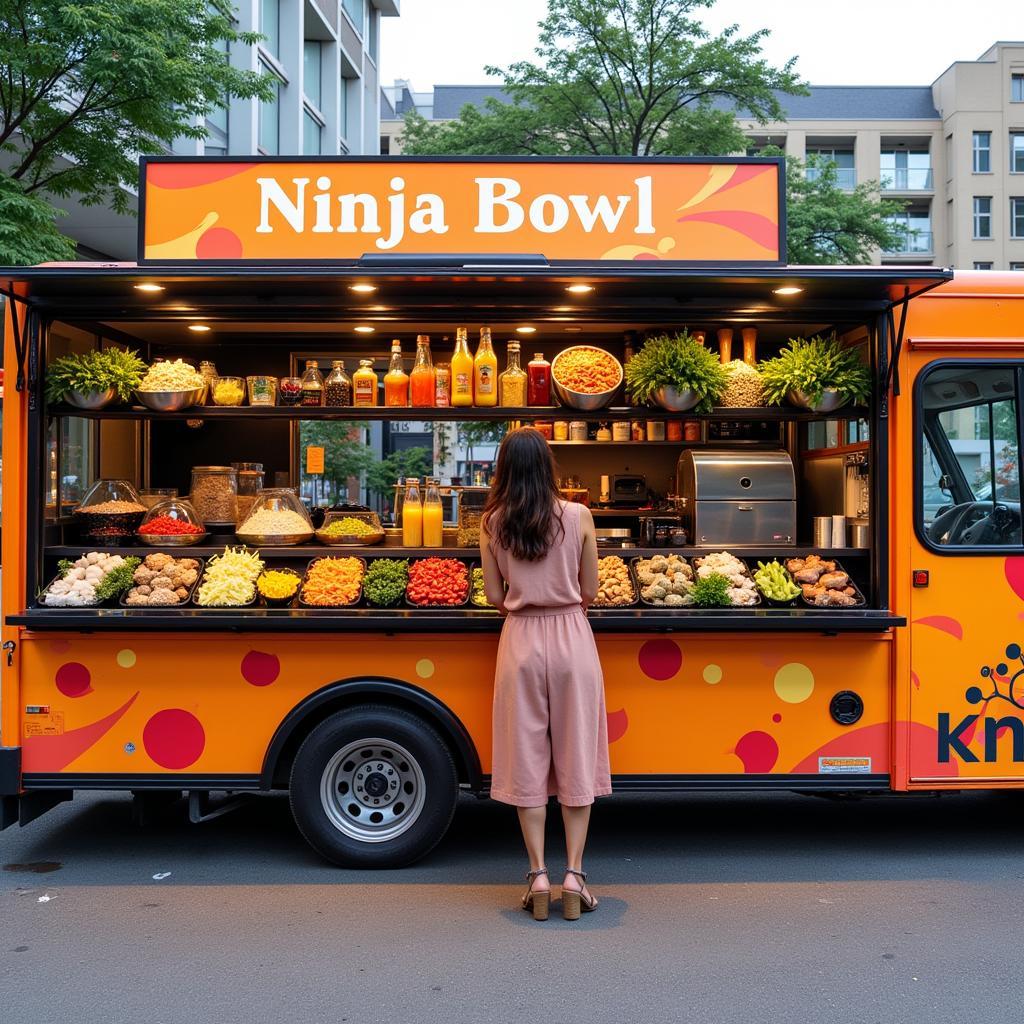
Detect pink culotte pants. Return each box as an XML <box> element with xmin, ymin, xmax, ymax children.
<box><xmin>490</xmin><ymin>606</ymin><xmax>612</xmax><ymax>807</ymax></box>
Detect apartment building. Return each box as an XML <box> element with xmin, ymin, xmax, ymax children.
<box><xmin>381</xmin><ymin>42</ymin><xmax>1024</xmax><ymax>269</ymax></box>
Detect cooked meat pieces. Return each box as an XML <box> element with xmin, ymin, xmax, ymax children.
<box><xmin>786</xmin><ymin>555</ymin><xmax>836</xmax><ymax>580</ymax></box>
<box><xmin>794</xmin><ymin>567</ymin><xmax>824</xmax><ymax>584</ymax></box>
<box><xmin>819</xmin><ymin>571</ymin><xmax>850</xmax><ymax>590</ymax></box>
<box><xmin>809</xmin><ymin>588</ymin><xmax>859</xmax><ymax>607</ymax></box>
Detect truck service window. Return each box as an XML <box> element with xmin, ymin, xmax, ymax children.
<box><xmin>917</xmin><ymin>363</ymin><xmax>1022</xmax><ymax>549</ymax></box>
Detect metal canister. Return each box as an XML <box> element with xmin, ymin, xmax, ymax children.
<box><xmin>646</xmin><ymin>420</ymin><xmax>666</xmax><ymax>441</ymax></box>
<box><xmin>666</xmin><ymin>420</ymin><xmax>683</xmax><ymax>442</ymax></box>
<box><xmin>612</xmin><ymin>421</ymin><xmax>630</xmax><ymax>441</ymax></box>
<box><xmin>553</xmin><ymin>420</ymin><xmax>569</xmax><ymax>441</ymax></box>
<box><xmin>684</xmin><ymin>421</ymin><xmax>701</xmax><ymax>442</ymax></box>
<box><xmin>569</xmin><ymin>421</ymin><xmax>588</xmax><ymax>441</ymax></box>
<box><xmin>813</xmin><ymin>516</ymin><xmax>833</xmax><ymax>548</ymax></box>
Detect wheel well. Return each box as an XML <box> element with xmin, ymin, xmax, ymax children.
<box><xmin>262</xmin><ymin>679</ymin><xmax>482</xmax><ymax>792</ymax></box>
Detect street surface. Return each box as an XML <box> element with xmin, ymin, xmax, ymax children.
<box><xmin>2</xmin><ymin>788</ymin><xmax>1022</xmax><ymax>1024</ymax></box>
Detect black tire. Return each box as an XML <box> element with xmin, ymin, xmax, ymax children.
<box><xmin>289</xmin><ymin>704</ymin><xmax>459</xmax><ymax>868</ymax></box>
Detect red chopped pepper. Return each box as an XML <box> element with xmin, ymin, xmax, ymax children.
<box><xmin>138</xmin><ymin>514</ymin><xmax>205</xmax><ymax>536</ymax></box>
<box><xmin>406</xmin><ymin>557</ymin><xmax>469</xmax><ymax>606</ymax></box>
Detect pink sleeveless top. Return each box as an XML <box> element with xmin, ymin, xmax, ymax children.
<box><xmin>489</xmin><ymin>500</ymin><xmax>583</xmax><ymax>611</ymax></box>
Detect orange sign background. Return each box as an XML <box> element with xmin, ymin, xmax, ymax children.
<box><xmin>140</xmin><ymin>158</ymin><xmax>782</xmax><ymax>264</ymax></box>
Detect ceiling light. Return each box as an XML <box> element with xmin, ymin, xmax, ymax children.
<box><xmin>187</xmin><ymin>324</ymin><xmax>211</xmax><ymax>333</ymax></box>
<box><xmin>773</xmin><ymin>285</ymin><xmax>803</xmax><ymax>296</ymax></box>
<box><xmin>516</xmin><ymin>326</ymin><xmax>537</xmax><ymax>334</ymax></box>
<box><xmin>566</xmin><ymin>284</ymin><xmax>594</xmax><ymax>294</ymax></box>
<box><xmin>354</xmin><ymin>325</ymin><xmax>375</xmax><ymax>333</ymax></box>
<box><xmin>349</xmin><ymin>283</ymin><xmax>377</xmax><ymax>294</ymax></box>
<box><xmin>134</xmin><ymin>283</ymin><xmax>164</xmax><ymax>293</ymax></box>
<box><xmin>564</xmin><ymin>326</ymin><xmax>583</xmax><ymax>333</ymax></box>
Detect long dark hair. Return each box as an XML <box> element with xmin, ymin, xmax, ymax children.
<box><xmin>483</xmin><ymin>427</ymin><xmax>564</xmax><ymax>561</ymax></box>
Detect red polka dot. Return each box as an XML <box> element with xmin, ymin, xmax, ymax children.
<box><xmin>196</xmin><ymin>226</ymin><xmax>243</xmax><ymax>259</ymax></box>
<box><xmin>143</xmin><ymin>710</ymin><xmax>205</xmax><ymax>769</ymax></box>
<box><xmin>607</xmin><ymin>708</ymin><xmax>629</xmax><ymax>743</ymax></box>
<box><xmin>771</xmin><ymin>713</ymin><xmax>782</xmax><ymax>723</ymax></box>
<box><xmin>241</xmin><ymin>650</ymin><xmax>280</xmax><ymax>687</ymax></box>
<box><xmin>1006</xmin><ymin>556</ymin><xmax>1024</xmax><ymax>601</ymax></box>
<box><xmin>638</xmin><ymin>639</ymin><xmax>682</xmax><ymax>680</ymax></box>
<box><xmin>734</xmin><ymin>731</ymin><xmax>779</xmax><ymax>773</ymax></box>
<box><xmin>55</xmin><ymin>662</ymin><xmax>92</xmax><ymax>697</ymax></box>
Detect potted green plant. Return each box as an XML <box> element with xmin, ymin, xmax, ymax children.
<box><xmin>624</xmin><ymin>332</ymin><xmax>728</xmax><ymax>413</ymax></box>
<box><xmin>758</xmin><ymin>335</ymin><xmax>871</xmax><ymax>412</ymax></box>
<box><xmin>45</xmin><ymin>348</ymin><xmax>148</xmax><ymax>410</ymax></box>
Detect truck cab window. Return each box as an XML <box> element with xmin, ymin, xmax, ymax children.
<box><xmin>918</xmin><ymin>363</ymin><xmax>1022</xmax><ymax>548</ymax></box>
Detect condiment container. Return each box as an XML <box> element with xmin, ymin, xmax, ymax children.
<box><xmin>402</xmin><ymin>478</ymin><xmax>423</xmax><ymax>547</ymax></box>
<box><xmin>474</xmin><ymin>327</ymin><xmax>497</xmax><ymax>407</ymax></box>
<box><xmin>569</xmin><ymin>421</ymin><xmax>588</xmax><ymax>441</ymax></box>
<box><xmin>324</xmin><ymin>360</ymin><xmax>352</xmax><ymax>406</ymax></box>
<box><xmin>210</xmin><ymin>376</ymin><xmax>245</xmax><ymax>406</ymax></box>
<box><xmin>527</xmin><ymin>352</ymin><xmax>552</xmax><ymax>406</ymax></box>
<box><xmin>199</xmin><ymin>360</ymin><xmax>218</xmax><ymax>404</ymax></box>
<box><xmin>279</xmin><ymin>376</ymin><xmax>303</xmax><ymax>406</ymax></box>
<box><xmin>553</xmin><ymin>420</ymin><xmax>569</xmax><ymax>441</ymax></box>
<box><xmin>246</xmin><ymin>375</ymin><xmax>277</xmax><ymax>406</ymax></box>
<box><xmin>300</xmin><ymin>360</ymin><xmax>324</xmax><ymax>407</ymax></box>
<box><xmin>612</xmin><ymin>421</ymin><xmax>630</xmax><ymax>441</ymax></box>
<box><xmin>717</xmin><ymin>328</ymin><xmax>734</xmax><ymax>363</ymax></box>
<box><xmin>656</xmin><ymin>526</ymin><xmax>671</xmax><ymax>546</ymax></box>
<box><xmin>646</xmin><ymin>420</ymin><xmax>666</xmax><ymax>441</ymax></box>
<box><xmin>190</xmin><ymin>465</ymin><xmax>238</xmax><ymax>525</ymax></box>
<box><xmin>499</xmin><ymin>340</ymin><xmax>528</xmax><ymax>407</ymax></box>
<box><xmin>353</xmin><ymin>359</ymin><xmax>379</xmax><ymax>407</ymax></box>
<box><xmin>236</xmin><ymin>487</ymin><xmax>315</xmax><ymax>545</ymax></box>
<box><xmin>73</xmin><ymin>479</ymin><xmax>147</xmax><ymax>542</ymax></box>
<box><xmin>692</xmin><ymin>330</ymin><xmax>707</xmax><ymax>345</ymax></box>
<box><xmin>596</xmin><ymin>424</ymin><xmax>612</xmax><ymax>442</ymax></box>
<box><xmin>684</xmin><ymin>420</ymin><xmax>701</xmax><ymax>442</ymax></box>
<box><xmin>410</xmin><ymin>335</ymin><xmax>436</xmax><ymax>407</ymax></box>
<box><xmin>631</xmin><ymin>420</ymin><xmax>645</xmax><ymax>441</ymax></box>
<box><xmin>666</xmin><ymin>420</ymin><xmax>683</xmax><ymax>442</ymax></box>
<box><xmin>534</xmin><ymin>420</ymin><xmax>554</xmax><ymax>440</ymax></box>
<box><xmin>384</xmin><ymin>340</ymin><xmax>410</xmax><ymax>407</ymax></box>
<box><xmin>669</xmin><ymin>527</ymin><xmax>689</xmax><ymax>546</ymax></box>
<box><xmin>831</xmin><ymin>514</ymin><xmax>847</xmax><ymax>548</ymax></box>
<box><xmin>235</xmin><ymin>466</ymin><xmax>266</xmax><ymax>525</ymax></box>
<box><xmin>434</xmin><ymin>363</ymin><xmax>451</xmax><ymax>407</ymax></box>
<box><xmin>742</xmin><ymin>327</ymin><xmax>758</xmax><ymax>365</ymax></box>
<box><xmin>813</xmin><ymin>516</ymin><xmax>833</xmax><ymax>548</ymax></box>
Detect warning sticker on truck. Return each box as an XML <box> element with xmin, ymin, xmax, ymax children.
<box><xmin>24</xmin><ymin>713</ymin><xmax>64</xmax><ymax>737</ymax></box>
<box><xmin>818</xmin><ymin>756</ymin><xmax>871</xmax><ymax>774</ymax></box>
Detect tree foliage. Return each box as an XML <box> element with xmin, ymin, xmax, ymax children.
<box><xmin>0</xmin><ymin>0</ymin><xmax>272</xmax><ymax>264</ymax></box>
<box><xmin>401</xmin><ymin>0</ymin><xmax>804</xmax><ymax>158</ymax></box>
<box><xmin>299</xmin><ymin>422</ymin><xmax>375</xmax><ymax>502</ymax></box>
<box><xmin>365</xmin><ymin>448</ymin><xmax>433</xmax><ymax>504</ymax></box>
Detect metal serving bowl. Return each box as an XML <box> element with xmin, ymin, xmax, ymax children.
<box><xmin>135</xmin><ymin>387</ymin><xmax>206</xmax><ymax>412</ymax></box>
<box><xmin>235</xmin><ymin>529</ymin><xmax>315</xmax><ymax>547</ymax></box>
<box><xmin>551</xmin><ymin>346</ymin><xmax>624</xmax><ymax>411</ymax></box>
<box><xmin>652</xmin><ymin>385</ymin><xmax>700</xmax><ymax>412</ymax></box>
<box><xmin>787</xmin><ymin>388</ymin><xmax>850</xmax><ymax>413</ymax></box>
<box><xmin>137</xmin><ymin>532</ymin><xmax>209</xmax><ymax>547</ymax></box>
<box><xmin>67</xmin><ymin>388</ymin><xmax>117</xmax><ymax>410</ymax></box>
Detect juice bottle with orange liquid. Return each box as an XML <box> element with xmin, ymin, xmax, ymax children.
<box><xmin>402</xmin><ymin>478</ymin><xmax>423</xmax><ymax>547</ymax></box>
<box><xmin>383</xmin><ymin>339</ymin><xmax>409</xmax><ymax>406</ymax></box>
<box><xmin>422</xmin><ymin>477</ymin><xmax>444</xmax><ymax>548</ymax></box>
<box><xmin>451</xmin><ymin>327</ymin><xmax>474</xmax><ymax>407</ymax></box>
<box><xmin>474</xmin><ymin>325</ymin><xmax>498</xmax><ymax>407</ymax></box>
<box><xmin>410</xmin><ymin>335</ymin><xmax>435</xmax><ymax>407</ymax></box>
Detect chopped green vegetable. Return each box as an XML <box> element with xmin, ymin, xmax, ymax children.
<box><xmin>470</xmin><ymin>567</ymin><xmax>493</xmax><ymax>608</ymax></box>
<box><xmin>624</xmin><ymin>332</ymin><xmax>728</xmax><ymax>412</ymax></box>
<box><xmin>362</xmin><ymin>558</ymin><xmax>409</xmax><ymax>607</ymax></box>
<box><xmin>691</xmin><ymin>572</ymin><xmax>732</xmax><ymax>608</ymax></box>
<box><xmin>754</xmin><ymin>560</ymin><xmax>801</xmax><ymax>602</ymax></box>
<box><xmin>45</xmin><ymin>347</ymin><xmax>147</xmax><ymax>404</ymax></box>
<box><xmin>56</xmin><ymin>558</ymin><xmax>72</xmax><ymax>577</ymax></box>
<box><xmin>758</xmin><ymin>335</ymin><xmax>871</xmax><ymax>407</ymax></box>
<box><xmin>94</xmin><ymin>557</ymin><xmax>141</xmax><ymax>601</ymax></box>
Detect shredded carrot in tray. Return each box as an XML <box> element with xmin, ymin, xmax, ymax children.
<box><xmin>301</xmin><ymin>557</ymin><xmax>364</xmax><ymax>606</ymax></box>
<box><xmin>552</xmin><ymin>347</ymin><xmax>621</xmax><ymax>394</ymax></box>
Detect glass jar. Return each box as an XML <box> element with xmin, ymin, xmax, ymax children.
<box><xmin>612</xmin><ymin>421</ymin><xmax>630</xmax><ymax>442</ymax></box>
<box><xmin>684</xmin><ymin>420</ymin><xmax>701</xmax><ymax>442</ymax></box>
<box><xmin>300</xmin><ymin>360</ymin><xmax>324</xmax><ymax>407</ymax></box>
<box><xmin>279</xmin><ymin>376</ymin><xmax>303</xmax><ymax>406</ymax></box>
<box><xmin>534</xmin><ymin>420</ymin><xmax>554</xmax><ymax>440</ymax></box>
<box><xmin>646</xmin><ymin>420</ymin><xmax>666</xmax><ymax>442</ymax></box>
<box><xmin>553</xmin><ymin>420</ymin><xmax>569</xmax><ymax>441</ymax></box>
<box><xmin>569</xmin><ymin>421</ymin><xmax>588</xmax><ymax>441</ymax></box>
<box><xmin>499</xmin><ymin>341</ymin><xmax>528</xmax><ymax>407</ymax></box>
<box><xmin>423</xmin><ymin>477</ymin><xmax>444</xmax><ymax>547</ymax></box>
<box><xmin>383</xmin><ymin>340</ymin><xmax>409</xmax><ymax>407</ymax></box>
<box><xmin>456</xmin><ymin>486</ymin><xmax>488</xmax><ymax>547</ymax></box>
<box><xmin>666</xmin><ymin>420</ymin><xmax>683</xmax><ymax>442</ymax></box>
<box><xmin>73</xmin><ymin>479</ymin><xmax>146</xmax><ymax>541</ymax></box>
<box><xmin>138</xmin><ymin>487</ymin><xmax>178</xmax><ymax>510</ymax></box>
<box><xmin>527</xmin><ymin>352</ymin><xmax>551</xmax><ymax>406</ymax></box>
<box><xmin>246</xmin><ymin>375</ymin><xmax>277</xmax><ymax>406</ymax></box>
<box><xmin>353</xmin><ymin>359</ymin><xmax>379</xmax><ymax>407</ymax></box>
<box><xmin>199</xmin><ymin>360</ymin><xmax>218</xmax><ymax>404</ymax></box>
<box><xmin>324</xmin><ymin>360</ymin><xmax>352</xmax><ymax>406</ymax></box>
<box><xmin>474</xmin><ymin>326</ymin><xmax>497</xmax><ymax>406</ymax></box>
<box><xmin>410</xmin><ymin>335</ymin><xmax>436</xmax><ymax>408</ymax></box>
<box><xmin>189</xmin><ymin>465</ymin><xmax>238</xmax><ymax>524</ymax></box>
<box><xmin>596</xmin><ymin>424</ymin><xmax>612</xmax><ymax>442</ymax></box>
<box><xmin>236</xmin><ymin>487</ymin><xmax>315</xmax><ymax>544</ymax></box>
<box><xmin>210</xmin><ymin>376</ymin><xmax>245</xmax><ymax>406</ymax></box>
<box><xmin>234</xmin><ymin>465</ymin><xmax>266</xmax><ymax>525</ymax></box>
<box><xmin>402</xmin><ymin>478</ymin><xmax>423</xmax><ymax>547</ymax></box>
<box><xmin>434</xmin><ymin>363</ymin><xmax>451</xmax><ymax>407</ymax></box>
<box><xmin>631</xmin><ymin>420</ymin><xmax>645</xmax><ymax>441</ymax></box>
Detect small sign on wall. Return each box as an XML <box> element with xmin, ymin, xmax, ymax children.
<box><xmin>306</xmin><ymin>446</ymin><xmax>325</xmax><ymax>475</ymax></box>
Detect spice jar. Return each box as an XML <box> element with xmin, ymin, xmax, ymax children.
<box><xmin>569</xmin><ymin>421</ymin><xmax>588</xmax><ymax>441</ymax></box>
<box><xmin>324</xmin><ymin>360</ymin><xmax>352</xmax><ymax>406</ymax></box>
<box><xmin>353</xmin><ymin>359</ymin><xmax>379</xmax><ymax>407</ymax></box>
<box><xmin>246</xmin><ymin>375</ymin><xmax>277</xmax><ymax>406</ymax></box>
<box><xmin>684</xmin><ymin>420</ymin><xmax>701</xmax><ymax>442</ymax></box>
<box><xmin>534</xmin><ymin>420</ymin><xmax>554</xmax><ymax>440</ymax></box>
<box><xmin>612</xmin><ymin>421</ymin><xmax>630</xmax><ymax>441</ymax></box>
<box><xmin>596</xmin><ymin>424</ymin><xmax>612</xmax><ymax>442</ymax></box>
<box><xmin>434</xmin><ymin>363</ymin><xmax>451</xmax><ymax>407</ymax></box>
<box><xmin>499</xmin><ymin>341</ymin><xmax>528</xmax><ymax>407</ymax></box>
<box><xmin>300</xmin><ymin>360</ymin><xmax>324</xmax><ymax>407</ymax></box>
<box><xmin>666</xmin><ymin>420</ymin><xmax>683</xmax><ymax>442</ymax></box>
<box><xmin>553</xmin><ymin>420</ymin><xmax>569</xmax><ymax>441</ymax></box>
<box><xmin>279</xmin><ymin>376</ymin><xmax>302</xmax><ymax>406</ymax></box>
<box><xmin>692</xmin><ymin>330</ymin><xmax>707</xmax><ymax>346</ymax></box>
<box><xmin>189</xmin><ymin>465</ymin><xmax>238</xmax><ymax>524</ymax></box>
<box><xmin>233</xmin><ymin>464</ymin><xmax>265</xmax><ymax>525</ymax></box>
<box><xmin>631</xmin><ymin>420</ymin><xmax>645</xmax><ymax>441</ymax></box>
<box><xmin>199</xmin><ymin>360</ymin><xmax>218</xmax><ymax>404</ymax></box>
<box><xmin>646</xmin><ymin>420</ymin><xmax>666</xmax><ymax>441</ymax></box>
<box><xmin>527</xmin><ymin>352</ymin><xmax>552</xmax><ymax>406</ymax></box>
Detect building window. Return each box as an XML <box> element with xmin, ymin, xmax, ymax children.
<box><xmin>881</xmin><ymin>149</ymin><xmax>932</xmax><ymax>190</ymax></box>
<box><xmin>368</xmin><ymin>6</ymin><xmax>379</xmax><ymax>64</ymax></box>
<box><xmin>974</xmin><ymin>261</ymin><xmax>994</xmax><ymax>270</ymax></box>
<box><xmin>205</xmin><ymin>32</ymin><xmax>229</xmax><ymax>154</ymax></box>
<box><xmin>884</xmin><ymin>209</ymin><xmax>932</xmax><ymax>254</ymax></box>
<box><xmin>1012</xmin><ymin>197</ymin><xmax>1024</xmax><ymax>238</ymax></box>
<box><xmin>1012</xmin><ymin>133</ymin><xmax>1024</xmax><ymax>173</ymax></box>
<box><xmin>805</xmin><ymin>147</ymin><xmax>855</xmax><ymax>189</ymax></box>
<box><xmin>258</xmin><ymin>63</ymin><xmax>280</xmax><ymax>155</ymax></box>
<box><xmin>1011</xmin><ymin>263</ymin><xmax>1024</xmax><ymax>271</ymax></box>
<box><xmin>973</xmin><ymin>131</ymin><xmax>991</xmax><ymax>172</ymax></box>
<box><xmin>303</xmin><ymin>107</ymin><xmax>322</xmax><ymax>155</ymax></box>
<box><xmin>260</xmin><ymin>0</ymin><xmax>279</xmax><ymax>57</ymax></box>
<box><xmin>342</xmin><ymin>0</ymin><xmax>364</xmax><ymax>36</ymax></box>
<box><xmin>380</xmin><ymin>134</ymin><xmax>391</xmax><ymax>156</ymax></box>
<box><xmin>973</xmin><ymin>196</ymin><xmax>993</xmax><ymax>239</ymax></box>
<box><xmin>1013</xmin><ymin>74</ymin><xmax>1024</xmax><ymax>102</ymax></box>
<box><xmin>303</xmin><ymin>40</ymin><xmax>322</xmax><ymax>110</ymax></box>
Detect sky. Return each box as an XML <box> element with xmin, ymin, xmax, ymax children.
<box><xmin>380</xmin><ymin>0</ymin><xmax>1024</xmax><ymax>92</ymax></box>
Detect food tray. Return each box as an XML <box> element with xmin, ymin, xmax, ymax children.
<box><xmin>630</xmin><ymin>555</ymin><xmax>694</xmax><ymax>609</ymax></box>
<box><xmin>691</xmin><ymin>554</ymin><xmax>763</xmax><ymax>608</ymax></box>
<box><xmin>315</xmin><ymin>511</ymin><xmax>386</xmax><ymax>547</ymax></box>
<box><xmin>466</xmin><ymin>561</ymin><xmax>500</xmax><ymax>611</ymax></box>
<box><xmin>405</xmin><ymin>558</ymin><xmax>471</xmax><ymax>608</ymax></box>
<box><xmin>137</xmin><ymin>531</ymin><xmax>209</xmax><ymax>547</ymax></box>
<box><xmin>235</xmin><ymin>529</ymin><xmax>315</xmax><ymax>547</ymax></box>
<box><xmin>792</xmin><ymin>558</ymin><xmax>867</xmax><ymax>609</ymax></box>
<box><xmin>750</xmin><ymin>560</ymin><xmax>801</xmax><ymax>607</ymax></box>
<box><xmin>591</xmin><ymin>555</ymin><xmax>639</xmax><ymax>609</ymax></box>
<box><xmin>298</xmin><ymin>556</ymin><xmax>367</xmax><ymax>608</ymax></box>
<box><xmin>190</xmin><ymin>560</ymin><xmax>259</xmax><ymax>609</ymax></box>
<box><xmin>256</xmin><ymin>567</ymin><xmax>303</xmax><ymax>608</ymax></box>
<box><xmin>37</xmin><ymin>572</ymin><xmax>111</xmax><ymax>609</ymax></box>
<box><xmin>119</xmin><ymin>556</ymin><xmax>206</xmax><ymax>609</ymax></box>
<box><xmin>361</xmin><ymin>556</ymin><xmax>411</xmax><ymax>608</ymax></box>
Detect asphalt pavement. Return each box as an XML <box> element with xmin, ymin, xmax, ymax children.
<box><xmin>2</xmin><ymin>787</ymin><xmax>1022</xmax><ymax>1024</ymax></box>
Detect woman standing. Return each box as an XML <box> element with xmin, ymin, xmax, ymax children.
<box><xmin>480</xmin><ymin>427</ymin><xmax>611</xmax><ymax>921</ymax></box>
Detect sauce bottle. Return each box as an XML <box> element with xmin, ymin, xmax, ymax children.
<box><xmin>499</xmin><ymin>340</ymin><xmax>528</xmax><ymax>407</ymax></box>
<box><xmin>352</xmin><ymin>358</ymin><xmax>379</xmax><ymax>407</ymax></box>
<box><xmin>422</xmin><ymin>477</ymin><xmax>444</xmax><ymax>548</ymax></box>
<box><xmin>410</xmin><ymin>335</ymin><xmax>435</xmax><ymax>407</ymax></box>
<box><xmin>402</xmin><ymin>477</ymin><xmax>423</xmax><ymax>547</ymax></box>
<box><xmin>383</xmin><ymin>339</ymin><xmax>409</xmax><ymax>407</ymax></box>
<box><xmin>300</xmin><ymin>360</ymin><xmax>324</xmax><ymax>407</ymax></box>
<box><xmin>324</xmin><ymin>360</ymin><xmax>352</xmax><ymax>406</ymax></box>
<box><xmin>527</xmin><ymin>352</ymin><xmax>551</xmax><ymax>406</ymax></box>
<box><xmin>434</xmin><ymin>362</ymin><xmax>451</xmax><ymax>407</ymax></box>
<box><xmin>474</xmin><ymin>326</ymin><xmax>498</xmax><ymax>407</ymax></box>
<box><xmin>450</xmin><ymin>327</ymin><xmax>474</xmax><ymax>407</ymax></box>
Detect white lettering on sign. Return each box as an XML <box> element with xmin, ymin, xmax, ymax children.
<box><xmin>255</xmin><ymin>173</ymin><xmax>656</xmax><ymax>243</ymax></box>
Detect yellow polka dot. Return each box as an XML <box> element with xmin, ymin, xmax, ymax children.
<box><xmin>116</xmin><ymin>649</ymin><xmax>136</xmax><ymax>669</ymax></box>
<box><xmin>774</xmin><ymin>662</ymin><xmax>815</xmax><ymax>703</ymax></box>
<box><xmin>415</xmin><ymin>658</ymin><xmax>435</xmax><ymax>679</ymax></box>
<box><xmin>703</xmin><ymin>664</ymin><xmax>722</xmax><ymax>685</ymax></box>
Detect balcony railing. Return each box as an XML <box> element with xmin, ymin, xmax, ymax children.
<box><xmin>805</xmin><ymin>165</ymin><xmax>856</xmax><ymax>190</ymax></box>
<box><xmin>881</xmin><ymin>167</ymin><xmax>934</xmax><ymax>191</ymax></box>
<box><xmin>883</xmin><ymin>229</ymin><xmax>934</xmax><ymax>255</ymax></box>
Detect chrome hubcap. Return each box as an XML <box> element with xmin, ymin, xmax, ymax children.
<box><xmin>319</xmin><ymin>737</ymin><xmax>426</xmax><ymax>844</ymax></box>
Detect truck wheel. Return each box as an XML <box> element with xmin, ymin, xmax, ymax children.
<box><xmin>289</xmin><ymin>705</ymin><xmax>459</xmax><ymax>868</ymax></box>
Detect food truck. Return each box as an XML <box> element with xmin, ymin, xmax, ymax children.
<box><xmin>2</xmin><ymin>156</ymin><xmax>1023</xmax><ymax>867</ymax></box>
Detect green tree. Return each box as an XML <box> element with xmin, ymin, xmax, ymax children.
<box><xmin>401</xmin><ymin>0</ymin><xmax>804</xmax><ymax>158</ymax></box>
<box><xmin>457</xmin><ymin>421</ymin><xmax>507</xmax><ymax>482</ymax></box>
<box><xmin>0</xmin><ymin>0</ymin><xmax>271</xmax><ymax>264</ymax></box>
<box><xmin>365</xmin><ymin>448</ymin><xmax>433</xmax><ymax>508</ymax></box>
<box><xmin>298</xmin><ymin>422</ymin><xmax>375</xmax><ymax>503</ymax></box>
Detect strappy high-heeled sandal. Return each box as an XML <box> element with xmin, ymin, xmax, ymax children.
<box><xmin>521</xmin><ymin>868</ymin><xmax>550</xmax><ymax>921</ymax></box>
<box><xmin>561</xmin><ymin>868</ymin><xmax>597</xmax><ymax>921</ymax></box>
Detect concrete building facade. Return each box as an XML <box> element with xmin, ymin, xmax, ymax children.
<box><xmin>380</xmin><ymin>42</ymin><xmax>1024</xmax><ymax>270</ymax></box>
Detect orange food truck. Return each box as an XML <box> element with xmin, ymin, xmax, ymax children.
<box><xmin>2</xmin><ymin>155</ymin><xmax>1023</xmax><ymax>867</ymax></box>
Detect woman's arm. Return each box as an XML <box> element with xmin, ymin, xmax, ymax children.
<box><xmin>479</xmin><ymin>519</ymin><xmax>509</xmax><ymax>615</ymax></box>
<box><xmin>578</xmin><ymin>505</ymin><xmax>599</xmax><ymax>607</ymax></box>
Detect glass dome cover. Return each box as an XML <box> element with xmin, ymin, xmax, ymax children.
<box><xmin>137</xmin><ymin>498</ymin><xmax>207</xmax><ymax>537</ymax></box>
<box><xmin>236</xmin><ymin>488</ymin><xmax>314</xmax><ymax>544</ymax></box>
<box><xmin>74</xmin><ymin>478</ymin><xmax>145</xmax><ymax>515</ymax></box>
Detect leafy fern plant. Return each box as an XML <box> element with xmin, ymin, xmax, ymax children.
<box><xmin>624</xmin><ymin>332</ymin><xmax>728</xmax><ymax>413</ymax></box>
<box><xmin>45</xmin><ymin>347</ymin><xmax>147</xmax><ymax>404</ymax></box>
<box><xmin>758</xmin><ymin>335</ymin><xmax>871</xmax><ymax>407</ymax></box>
